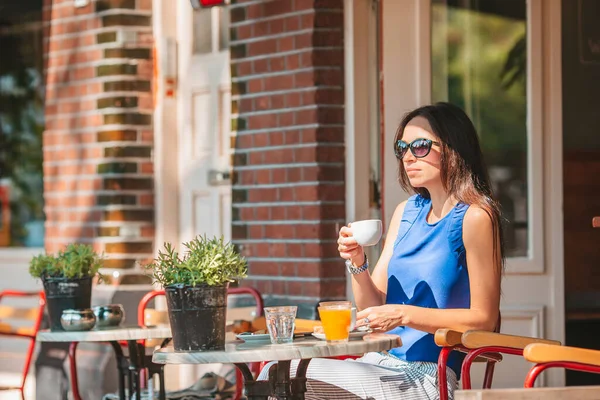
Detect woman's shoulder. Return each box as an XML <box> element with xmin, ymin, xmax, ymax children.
<box><xmin>463</xmin><ymin>205</ymin><xmax>493</xmax><ymax>225</ymax></box>
<box><xmin>463</xmin><ymin>205</ymin><xmax>493</xmax><ymax>241</ymax></box>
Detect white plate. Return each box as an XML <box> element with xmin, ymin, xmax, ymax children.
<box><xmin>311</xmin><ymin>330</ymin><xmax>371</xmax><ymax>341</ymax></box>
<box><xmin>236</xmin><ymin>333</ymin><xmax>272</xmax><ymax>342</ymax></box>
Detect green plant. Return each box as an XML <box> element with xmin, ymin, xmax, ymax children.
<box><xmin>29</xmin><ymin>243</ymin><xmax>104</xmax><ymax>279</ymax></box>
<box><xmin>146</xmin><ymin>235</ymin><xmax>247</xmax><ymax>287</ymax></box>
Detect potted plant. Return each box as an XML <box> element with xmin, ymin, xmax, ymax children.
<box><xmin>29</xmin><ymin>243</ymin><xmax>103</xmax><ymax>331</ymax></box>
<box><xmin>145</xmin><ymin>235</ymin><xmax>247</xmax><ymax>351</ymax></box>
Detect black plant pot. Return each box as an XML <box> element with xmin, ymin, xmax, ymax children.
<box><xmin>165</xmin><ymin>284</ymin><xmax>228</xmax><ymax>351</ymax></box>
<box><xmin>42</xmin><ymin>276</ymin><xmax>93</xmax><ymax>331</ymax></box>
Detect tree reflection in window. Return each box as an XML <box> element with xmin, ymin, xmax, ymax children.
<box><xmin>0</xmin><ymin>9</ymin><xmax>45</xmax><ymax>247</ymax></box>
<box><xmin>431</xmin><ymin>0</ymin><xmax>529</xmax><ymax>257</ymax></box>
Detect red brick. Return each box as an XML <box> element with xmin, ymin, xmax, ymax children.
<box><xmin>271</xmin><ymin>168</ymin><xmax>286</xmax><ymax>183</ymax></box>
<box><xmin>264</xmin><ymin>225</ymin><xmax>294</xmax><ymax>239</ymax></box>
<box><xmin>270</xmin><ymin>131</ymin><xmax>285</xmax><ymax>146</ymax></box>
<box><xmin>286</xmin><ymin>92</ymin><xmax>302</xmax><ymax>108</ymax></box>
<box><xmin>269</xmin><ymin>243</ymin><xmax>286</xmax><ymax>257</ymax></box>
<box><xmin>263</xmin><ymin>0</ymin><xmax>294</xmax><ymax>17</ymax></box>
<box><xmin>139</xmin><ymin>194</ymin><xmax>154</xmax><ymax>206</ymax></box>
<box><xmin>263</xmin><ymin>75</ymin><xmax>294</xmax><ymax>91</ymax></box>
<box><xmin>236</xmin><ymin>24</ymin><xmax>253</xmax><ymax>40</ymax></box>
<box><xmin>285</xmin><ymin>15</ymin><xmax>301</xmax><ymax>32</ymax></box>
<box><xmin>320</xmin><ymin>281</ymin><xmax>345</xmax><ymax>298</ymax></box>
<box><xmin>280</xmin><ymin>263</ymin><xmax>296</xmax><ymax>276</ymax></box>
<box><xmin>287</xmin><ymin>243</ymin><xmax>303</xmax><ymax>257</ymax></box>
<box><xmin>255</xmin><ymin>169</ymin><xmax>270</xmax><ymax>184</ymax></box>
<box><xmin>254</xmin><ymin>58</ymin><xmax>269</xmax><ymax>74</ymax></box>
<box><xmin>270</xmin><ymin>56</ymin><xmax>285</xmax><ymax>72</ymax></box>
<box><xmin>294</xmin><ymin>147</ymin><xmax>315</xmax><ymax>163</ymax></box>
<box><xmin>250</xmin><ymin>226</ymin><xmax>266</xmax><ymax>241</ymax></box>
<box><xmin>269</xmin><ymin>17</ymin><xmax>285</xmax><ymax>34</ymax></box>
<box><xmin>249</xmin><ymin>262</ymin><xmax>279</xmax><ymax>276</ymax></box>
<box><xmin>296</xmin><ymin>262</ymin><xmax>321</xmax><ymax>278</ymax></box>
<box><xmin>287</xmin><ymin>281</ymin><xmax>305</xmax><ymax>296</ymax></box>
<box><xmin>255</xmin><ymin>206</ymin><xmax>269</xmax><ymax>220</ymax></box>
<box><xmin>270</xmin><ymin>206</ymin><xmax>285</xmax><ymax>220</ymax></box>
<box><xmin>278</xmin><ymin>187</ymin><xmax>294</xmax><ymax>202</ymax></box>
<box><xmin>278</xmin><ymin>111</ymin><xmax>294</xmax><ymax>126</ymax></box>
<box><xmin>248</xmin><ymin>38</ymin><xmax>278</xmax><ymax>56</ymax></box>
<box><xmin>286</xmin><ymin>206</ymin><xmax>302</xmax><ymax>220</ymax></box>
<box><xmin>287</xmin><ymin>168</ymin><xmax>301</xmax><ymax>182</ymax></box>
<box><xmin>140</xmin><ymin>162</ymin><xmax>153</xmax><ymax>173</ymax></box>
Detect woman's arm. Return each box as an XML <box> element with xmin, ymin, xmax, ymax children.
<box><xmin>356</xmin><ymin>206</ymin><xmax>501</xmax><ymax>333</ymax></box>
<box><xmin>339</xmin><ymin>201</ymin><xmax>407</xmax><ymax>311</ymax></box>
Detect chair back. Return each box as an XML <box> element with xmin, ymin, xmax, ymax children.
<box><xmin>0</xmin><ymin>290</ymin><xmax>46</xmax><ymax>394</ymax></box>
<box><xmin>0</xmin><ymin>291</ymin><xmax>46</xmax><ymax>337</ymax></box>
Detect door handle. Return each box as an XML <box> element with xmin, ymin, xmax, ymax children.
<box><xmin>208</xmin><ymin>169</ymin><xmax>231</xmax><ymax>186</ymax></box>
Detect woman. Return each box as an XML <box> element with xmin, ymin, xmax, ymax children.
<box><xmin>260</xmin><ymin>102</ymin><xmax>503</xmax><ymax>399</ymax></box>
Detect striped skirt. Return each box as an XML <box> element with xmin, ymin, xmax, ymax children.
<box><xmin>258</xmin><ymin>352</ymin><xmax>458</xmax><ymax>400</ymax></box>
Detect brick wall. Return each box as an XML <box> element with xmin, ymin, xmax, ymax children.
<box><xmin>229</xmin><ymin>0</ymin><xmax>347</xmax><ymax>315</ymax></box>
<box><xmin>43</xmin><ymin>0</ymin><xmax>154</xmax><ymax>271</ymax></box>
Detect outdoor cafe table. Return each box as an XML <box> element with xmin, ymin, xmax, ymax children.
<box><xmin>153</xmin><ymin>332</ymin><xmax>402</xmax><ymax>400</ymax></box>
<box><xmin>37</xmin><ymin>326</ymin><xmax>172</xmax><ymax>400</ymax></box>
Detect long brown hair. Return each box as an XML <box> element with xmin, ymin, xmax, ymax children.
<box><xmin>395</xmin><ymin>102</ymin><xmax>505</xmax><ymax>273</ymax></box>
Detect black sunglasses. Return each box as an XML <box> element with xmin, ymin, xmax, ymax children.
<box><xmin>394</xmin><ymin>138</ymin><xmax>440</xmax><ymax>160</ymax></box>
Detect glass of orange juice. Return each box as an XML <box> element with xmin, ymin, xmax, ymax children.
<box><xmin>317</xmin><ymin>304</ymin><xmax>352</xmax><ymax>343</ymax></box>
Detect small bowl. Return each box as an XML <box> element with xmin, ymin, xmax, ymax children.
<box><xmin>61</xmin><ymin>309</ymin><xmax>96</xmax><ymax>331</ymax></box>
<box><xmin>93</xmin><ymin>304</ymin><xmax>125</xmax><ymax>328</ymax></box>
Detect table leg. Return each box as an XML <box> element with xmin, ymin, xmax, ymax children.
<box><xmin>291</xmin><ymin>359</ymin><xmax>311</xmax><ymax>400</ymax></box>
<box><xmin>109</xmin><ymin>342</ymin><xmax>128</xmax><ymax>400</ymax></box>
<box><xmin>235</xmin><ymin>359</ymin><xmax>312</xmax><ymax>400</ymax></box>
<box><xmin>68</xmin><ymin>342</ymin><xmax>83</xmax><ymax>400</ymax></box>
<box><xmin>234</xmin><ymin>363</ymin><xmax>270</xmax><ymax>400</ymax></box>
<box><xmin>127</xmin><ymin>341</ymin><xmax>145</xmax><ymax>400</ymax></box>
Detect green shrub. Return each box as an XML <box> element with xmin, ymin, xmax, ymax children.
<box><xmin>146</xmin><ymin>235</ymin><xmax>247</xmax><ymax>287</ymax></box>
<box><xmin>29</xmin><ymin>243</ymin><xmax>104</xmax><ymax>279</ymax></box>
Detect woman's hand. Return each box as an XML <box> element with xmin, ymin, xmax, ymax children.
<box><xmin>355</xmin><ymin>304</ymin><xmax>405</xmax><ymax>332</ymax></box>
<box><xmin>337</xmin><ymin>224</ymin><xmax>365</xmax><ymax>266</ymax></box>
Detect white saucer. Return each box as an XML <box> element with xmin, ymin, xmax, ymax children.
<box><xmin>311</xmin><ymin>330</ymin><xmax>371</xmax><ymax>341</ymax></box>
<box><xmin>235</xmin><ymin>333</ymin><xmax>271</xmax><ymax>342</ymax></box>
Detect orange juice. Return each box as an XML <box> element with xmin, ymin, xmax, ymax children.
<box><xmin>318</xmin><ymin>306</ymin><xmax>352</xmax><ymax>342</ymax></box>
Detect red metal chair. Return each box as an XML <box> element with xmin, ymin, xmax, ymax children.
<box><xmin>138</xmin><ymin>286</ymin><xmax>265</xmax><ymax>400</ymax></box>
<box><xmin>435</xmin><ymin>323</ymin><xmax>561</xmax><ymax>400</ymax></box>
<box><xmin>0</xmin><ymin>290</ymin><xmax>46</xmax><ymax>400</ymax></box>
<box><xmin>523</xmin><ymin>343</ymin><xmax>600</xmax><ymax>387</ymax></box>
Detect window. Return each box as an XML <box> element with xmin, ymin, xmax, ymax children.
<box><xmin>0</xmin><ymin>2</ymin><xmax>45</xmax><ymax>248</ymax></box>
<box><xmin>193</xmin><ymin>6</ymin><xmax>230</xmax><ymax>55</ymax></box>
<box><xmin>431</xmin><ymin>0</ymin><xmax>528</xmax><ymax>257</ymax></box>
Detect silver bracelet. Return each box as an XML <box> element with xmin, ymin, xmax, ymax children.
<box><xmin>345</xmin><ymin>256</ymin><xmax>369</xmax><ymax>275</ymax></box>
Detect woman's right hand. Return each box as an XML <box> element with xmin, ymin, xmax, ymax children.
<box><xmin>337</xmin><ymin>224</ymin><xmax>365</xmax><ymax>266</ymax></box>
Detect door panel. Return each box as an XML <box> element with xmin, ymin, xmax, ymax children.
<box><xmin>175</xmin><ymin>1</ymin><xmax>232</xmax><ymax>388</ymax></box>
<box><xmin>178</xmin><ymin>5</ymin><xmax>231</xmax><ymax>245</ymax></box>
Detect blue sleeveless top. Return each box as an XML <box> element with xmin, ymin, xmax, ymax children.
<box><xmin>386</xmin><ymin>194</ymin><xmax>471</xmax><ymax>376</ymax></box>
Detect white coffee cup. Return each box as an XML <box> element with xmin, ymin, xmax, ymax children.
<box><xmin>350</xmin><ymin>219</ymin><xmax>383</xmax><ymax>247</ymax></box>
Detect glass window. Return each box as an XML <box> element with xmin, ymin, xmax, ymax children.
<box><xmin>193</xmin><ymin>8</ymin><xmax>213</xmax><ymax>54</ymax></box>
<box><xmin>0</xmin><ymin>4</ymin><xmax>45</xmax><ymax>248</ymax></box>
<box><xmin>218</xmin><ymin>6</ymin><xmax>230</xmax><ymax>51</ymax></box>
<box><xmin>431</xmin><ymin>0</ymin><xmax>528</xmax><ymax>257</ymax></box>
<box><xmin>193</xmin><ymin>6</ymin><xmax>230</xmax><ymax>54</ymax></box>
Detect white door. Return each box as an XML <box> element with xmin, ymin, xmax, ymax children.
<box><xmin>172</xmin><ymin>0</ymin><xmax>232</xmax><ymax>389</ymax></box>
<box><xmin>380</xmin><ymin>0</ymin><xmax>564</xmax><ymax>388</ymax></box>
<box><xmin>178</xmin><ymin>3</ymin><xmax>231</xmax><ymax>246</ymax></box>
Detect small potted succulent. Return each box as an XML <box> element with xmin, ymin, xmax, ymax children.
<box><xmin>145</xmin><ymin>235</ymin><xmax>247</xmax><ymax>351</ymax></box>
<box><xmin>29</xmin><ymin>244</ymin><xmax>104</xmax><ymax>331</ymax></box>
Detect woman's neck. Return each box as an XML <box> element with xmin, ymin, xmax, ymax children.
<box><xmin>426</xmin><ymin>186</ymin><xmax>455</xmax><ymax>223</ymax></box>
